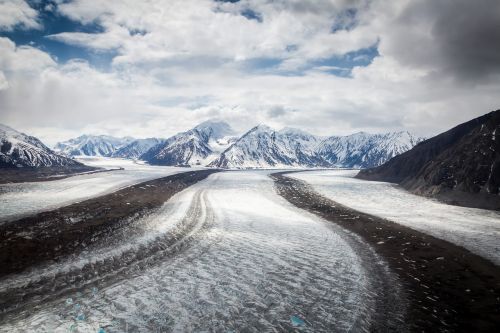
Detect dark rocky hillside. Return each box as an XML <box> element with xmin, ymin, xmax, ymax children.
<box><xmin>357</xmin><ymin>110</ymin><xmax>500</xmax><ymax>210</ymax></box>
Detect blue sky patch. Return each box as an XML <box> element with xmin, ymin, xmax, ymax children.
<box><xmin>309</xmin><ymin>43</ymin><xmax>380</xmax><ymax>77</ymax></box>
<box><xmin>241</xmin><ymin>9</ymin><xmax>262</xmax><ymax>22</ymax></box>
<box><xmin>1</xmin><ymin>0</ymin><xmax>114</xmax><ymax>69</ymax></box>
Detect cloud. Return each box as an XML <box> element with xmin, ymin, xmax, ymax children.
<box><xmin>0</xmin><ymin>0</ymin><xmax>40</xmax><ymax>31</ymax></box>
<box><xmin>373</xmin><ymin>0</ymin><xmax>500</xmax><ymax>83</ymax></box>
<box><xmin>1</xmin><ymin>0</ymin><xmax>499</xmax><ymax>143</ymax></box>
<box><xmin>51</xmin><ymin>0</ymin><xmax>375</xmax><ymax>66</ymax></box>
<box><xmin>0</xmin><ymin>37</ymin><xmax>56</xmax><ymax>71</ymax></box>
<box><xmin>267</xmin><ymin>105</ymin><xmax>290</xmax><ymax>118</ymax></box>
<box><xmin>0</xmin><ymin>71</ymin><xmax>8</xmax><ymax>90</ymax></box>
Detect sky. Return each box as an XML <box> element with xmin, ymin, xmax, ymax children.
<box><xmin>0</xmin><ymin>0</ymin><xmax>499</xmax><ymax>145</ymax></box>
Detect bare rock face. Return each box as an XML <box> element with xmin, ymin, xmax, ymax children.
<box><xmin>358</xmin><ymin>110</ymin><xmax>500</xmax><ymax>210</ymax></box>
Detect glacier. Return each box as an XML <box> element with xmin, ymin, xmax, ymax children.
<box><xmin>290</xmin><ymin>170</ymin><xmax>500</xmax><ymax>265</ymax></box>
<box><xmin>0</xmin><ymin>157</ymin><xmax>190</xmax><ymax>222</ymax></box>
<box><xmin>0</xmin><ymin>171</ymin><xmax>403</xmax><ymax>332</ymax></box>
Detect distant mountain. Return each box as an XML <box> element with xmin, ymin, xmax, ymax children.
<box><xmin>317</xmin><ymin>131</ymin><xmax>424</xmax><ymax>168</ymax></box>
<box><xmin>357</xmin><ymin>110</ymin><xmax>500</xmax><ymax>210</ymax></box>
<box><xmin>141</xmin><ymin>120</ymin><xmax>237</xmax><ymax>166</ymax></box>
<box><xmin>51</xmin><ymin>120</ymin><xmax>422</xmax><ymax>170</ymax></box>
<box><xmin>209</xmin><ymin>126</ymin><xmax>422</xmax><ymax>169</ymax></box>
<box><xmin>112</xmin><ymin>138</ymin><xmax>165</xmax><ymax>159</ymax></box>
<box><xmin>54</xmin><ymin>135</ymin><xmax>135</xmax><ymax>157</ymax></box>
<box><xmin>0</xmin><ymin>124</ymin><xmax>82</xmax><ymax>168</ymax></box>
<box><xmin>209</xmin><ymin>125</ymin><xmax>324</xmax><ymax>168</ymax></box>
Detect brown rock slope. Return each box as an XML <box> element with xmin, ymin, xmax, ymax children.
<box><xmin>357</xmin><ymin>110</ymin><xmax>500</xmax><ymax>210</ymax></box>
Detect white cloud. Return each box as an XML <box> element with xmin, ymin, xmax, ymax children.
<box><xmin>0</xmin><ymin>70</ymin><xmax>8</xmax><ymax>90</ymax></box>
<box><xmin>0</xmin><ymin>37</ymin><xmax>56</xmax><ymax>71</ymax></box>
<box><xmin>0</xmin><ymin>0</ymin><xmax>40</xmax><ymax>30</ymax></box>
<box><xmin>52</xmin><ymin>0</ymin><xmax>373</xmax><ymax>65</ymax></box>
<box><xmin>1</xmin><ymin>0</ymin><xmax>499</xmax><ymax>144</ymax></box>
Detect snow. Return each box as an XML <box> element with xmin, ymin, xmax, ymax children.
<box><xmin>211</xmin><ymin>125</ymin><xmax>321</xmax><ymax>168</ymax></box>
<box><xmin>0</xmin><ymin>171</ymin><xmax>402</xmax><ymax>332</ymax></box>
<box><xmin>54</xmin><ymin>135</ymin><xmax>134</xmax><ymax>157</ymax></box>
<box><xmin>211</xmin><ymin>125</ymin><xmax>423</xmax><ymax>169</ymax></box>
<box><xmin>0</xmin><ymin>157</ymin><xmax>191</xmax><ymax>222</ymax></box>
<box><xmin>0</xmin><ymin>123</ymin><xmax>77</xmax><ymax>167</ymax></box>
<box><xmin>316</xmin><ymin>131</ymin><xmax>424</xmax><ymax>168</ymax></box>
<box><xmin>194</xmin><ymin>120</ymin><xmax>234</xmax><ymax>139</ymax></box>
<box><xmin>112</xmin><ymin>138</ymin><xmax>165</xmax><ymax>159</ymax></box>
<box><xmin>291</xmin><ymin>170</ymin><xmax>500</xmax><ymax>265</ymax></box>
<box><xmin>144</xmin><ymin>121</ymin><xmax>238</xmax><ymax>166</ymax></box>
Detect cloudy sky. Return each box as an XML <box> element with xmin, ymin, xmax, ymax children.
<box><xmin>0</xmin><ymin>0</ymin><xmax>499</xmax><ymax>145</ymax></box>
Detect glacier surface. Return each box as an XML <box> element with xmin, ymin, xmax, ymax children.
<box><xmin>0</xmin><ymin>171</ymin><xmax>403</xmax><ymax>332</ymax></box>
<box><xmin>291</xmin><ymin>170</ymin><xmax>500</xmax><ymax>265</ymax></box>
<box><xmin>0</xmin><ymin>157</ymin><xmax>189</xmax><ymax>222</ymax></box>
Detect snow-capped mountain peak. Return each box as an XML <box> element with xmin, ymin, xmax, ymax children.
<box><xmin>209</xmin><ymin>124</ymin><xmax>323</xmax><ymax>169</ymax></box>
<box><xmin>112</xmin><ymin>138</ymin><xmax>165</xmax><ymax>159</ymax></box>
<box><xmin>194</xmin><ymin>120</ymin><xmax>234</xmax><ymax>140</ymax></box>
<box><xmin>0</xmin><ymin>124</ymin><xmax>81</xmax><ymax>168</ymax></box>
<box><xmin>50</xmin><ymin>121</ymin><xmax>422</xmax><ymax>170</ymax></box>
<box><xmin>316</xmin><ymin>130</ymin><xmax>424</xmax><ymax>168</ymax></box>
<box><xmin>54</xmin><ymin>135</ymin><xmax>135</xmax><ymax>157</ymax></box>
<box><xmin>209</xmin><ymin>126</ymin><xmax>423</xmax><ymax>169</ymax></box>
<box><xmin>141</xmin><ymin>120</ymin><xmax>238</xmax><ymax>166</ymax></box>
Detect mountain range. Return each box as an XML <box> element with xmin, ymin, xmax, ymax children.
<box><xmin>2</xmin><ymin>120</ymin><xmax>423</xmax><ymax>170</ymax></box>
<box><xmin>141</xmin><ymin>120</ymin><xmax>237</xmax><ymax>166</ymax></box>
<box><xmin>51</xmin><ymin>120</ymin><xmax>423</xmax><ymax>169</ymax></box>
<box><xmin>0</xmin><ymin>124</ymin><xmax>81</xmax><ymax>168</ymax></box>
<box><xmin>54</xmin><ymin>135</ymin><xmax>135</xmax><ymax>157</ymax></box>
<box><xmin>358</xmin><ymin>110</ymin><xmax>500</xmax><ymax>210</ymax></box>
<box><xmin>140</xmin><ymin>121</ymin><xmax>422</xmax><ymax>169</ymax></box>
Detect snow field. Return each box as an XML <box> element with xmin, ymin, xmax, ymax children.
<box><xmin>0</xmin><ymin>171</ymin><xmax>403</xmax><ymax>332</ymax></box>
<box><xmin>291</xmin><ymin>170</ymin><xmax>500</xmax><ymax>265</ymax></box>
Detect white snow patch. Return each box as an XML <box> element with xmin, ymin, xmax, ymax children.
<box><xmin>291</xmin><ymin>170</ymin><xmax>500</xmax><ymax>265</ymax></box>
<box><xmin>0</xmin><ymin>157</ymin><xmax>193</xmax><ymax>222</ymax></box>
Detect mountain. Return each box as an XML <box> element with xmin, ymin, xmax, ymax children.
<box><xmin>141</xmin><ymin>120</ymin><xmax>237</xmax><ymax>166</ymax></box>
<box><xmin>0</xmin><ymin>124</ymin><xmax>82</xmax><ymax>168</ymax></box>
<box><xmin>357</xmin><ymin>110</ymin><xmax>500</xmax><ymax>210</ymax></box>
<box><xmin>209</xmin><ymin>126</ymin><xmax>422</xmax><ymax>169</ymax></box>
<box><xmin>209</xmin><ymin>125</ymin><xmax>324</xmax><ymax>168</ymax></box>
<box><xmin>112</xmin><ymin>138</ymin><xmax>165</xmax><ymax>159</ymax></box>
<box><xmin>317</xmin><ymin>131</ymin><xmax>424</xmax><ymax>168</ymax></box>
<box><xmin>54</xmin><ymin>135</ymin><xmax>134</xmax><ymax>157</ymax></box>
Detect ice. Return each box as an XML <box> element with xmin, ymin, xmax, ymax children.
<box><xmin>290</xmin><ymin>315</ymin><xmax>306</xmax><ymax>327</ymax></box>
<box><xmin>0</xmin><ymin>171</ymin><xmax>403</xmax><ymax>332</ymax></box>
<box><xmin>0</xmin><ymin>157</ymin><xmax>192</xmax><ymax>222</ymax></box>
<box><xmin>291</xmin><ymin>170</ymin><xmax>500</xmax><ymax>265</ymax></box>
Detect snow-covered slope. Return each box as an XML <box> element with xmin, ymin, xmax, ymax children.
<box><xmin>0</xmin><ymin>124</ymin><xmax>81</xmax><ymax>168</ymax></box>
<box><xmin>317</xmin><ymin>131</ymin><xmax>424</xmax><ymax>168</ymax></box>
<box><xmin>141</xmin><ymin>120</ymin><xmax>237</xmax><ymax>166</ymax></box>
<box><xmin>112</xmin><ymin>138</ymin><xmax>165</xmax><ymax>159</ymax></box>
<box><xmin>291</xmin><ymin>169</ymin><xmax>500</xmax><ymax>265</ymax></box>
<box><xmin>210</xmin><ymin>127</ymin><xmax>422</xmax><ymax>169</ymax></box>
<box><xmin>210</xmin><ymin>125</ymin><xmax>323</xmax><ymax>168</ymax></box>
<box><xmin>54</xmin><ymin>135</ymin><xmax>134</xmax><ymax>157</ymax></box>
<box><xmin>52</xmin><ymin>121</ymin><xmax>421</xmax><ymax>169</ymax></box>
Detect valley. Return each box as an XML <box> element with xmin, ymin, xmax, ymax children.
<box><xmin>0</xmin><ymin>157</ymin><xmax>499</xmax><ymax>331</ymax></box>
<box><xmin>0</xmin><ymin>112</ymin><xmax>499</xmax><ymax>332</ymax></box>
<box><xmin>2</xmin><ymin>1</ymin><xmax>499</xmax><ymax>331</ymax></box>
